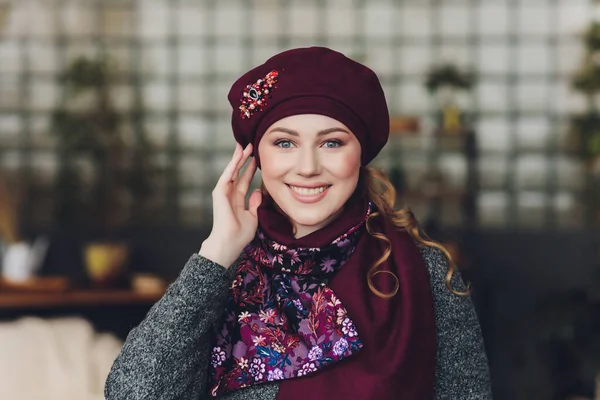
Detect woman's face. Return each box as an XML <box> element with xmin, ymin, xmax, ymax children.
<box><xmin>258</xmin><ymin>114</ymin><xmax>362</xmax><ymax>238</ymax></box>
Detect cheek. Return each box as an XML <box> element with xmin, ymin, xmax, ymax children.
<box><xmin>260</xmin><ymin>163</ymin><xmax>279</xmax><ymax>184</ymax></box>
<box><xmin>257</xmin><ymin>142</ymin><xmax>274</xmax><ymax>178</ymax></box>
<box><xmin>257</xmin><ymin>145</ymin><xmax>288</xmax><ymax>181</ymax></box>
<box><xmin>329</xmin><ymin>148</ymin><xmax>361</xmax><ymax>179</ymax></box>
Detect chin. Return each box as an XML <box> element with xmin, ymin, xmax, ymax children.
<box><xmin>267</xmin><ymin>183</ymin><xmax>354</xmax><ymax>233</ymax></box>
<box><xmin>284</xmin><ymin>207</ymin><xmax>335</xmax><ymax>228</ymax></box>
<box><xmin>277</xmin><ymin>192</ymin><xmax>347</xmax><ymax>231</ymax></box>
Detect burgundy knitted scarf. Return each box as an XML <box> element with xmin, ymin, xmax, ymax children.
<box><xmin>207</xmin><ymin>193</ymin><xmax>436</xmax><ymax>399</ymax></box>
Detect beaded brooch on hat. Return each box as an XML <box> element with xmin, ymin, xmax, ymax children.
<box><xmin>239</xmin><ymin>70</ymin><xmax>279</xmax><ymax>119</ymax></box>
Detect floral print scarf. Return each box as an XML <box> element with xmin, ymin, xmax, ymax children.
<box><xmin>207</xmin><ymin>201</ymin><xmax>372</xmax><ymax>397</ymax></box>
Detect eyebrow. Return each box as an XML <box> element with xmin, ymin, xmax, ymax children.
<box><xmin>267</xmin><ymin>127</ymin><xmax>350</xmax><ymax>137</ymax></box>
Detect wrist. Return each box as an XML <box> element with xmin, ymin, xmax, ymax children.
<box><xmin>198</xmin><ymin>238</ymin><xmax>234</xmax><ymax>269</ymax></box>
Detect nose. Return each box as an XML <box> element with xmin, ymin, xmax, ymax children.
<box><xmin>295</xmin><ymin>146</ymin><xmax>321</xmax><ymax>177</ymax></box>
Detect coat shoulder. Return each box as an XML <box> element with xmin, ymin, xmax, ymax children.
<box><xmin>418</xmin><ymin>245</ymin><xmax>469</xmax><ymax>294</ymax></box>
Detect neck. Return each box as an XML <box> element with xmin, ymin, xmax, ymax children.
<box><xmin>293</xmin><ymin>207</ymin><xmax>345</xmax><ymax>239</ymax></box>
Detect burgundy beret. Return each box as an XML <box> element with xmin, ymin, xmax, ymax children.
<box><xmin>228</xmin><ymin>46</ymin><xmax>389</xmax><ymax>166</ymax></box>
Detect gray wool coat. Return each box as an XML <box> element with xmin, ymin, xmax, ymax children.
<box><xmin>104</xmin><ymin>246</ymin><xmax>493</xmax><ymax>400</ymax></box>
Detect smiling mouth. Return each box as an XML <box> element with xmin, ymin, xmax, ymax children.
<box><xmin>286</xmin><ymin>184</ymin><xmax>332</xmax><ymax>196</ymax></box>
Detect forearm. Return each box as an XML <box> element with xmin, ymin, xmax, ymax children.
<box><xmin>105</xmin><ymin>253</ymin><xmax>235</xmax><ymax>400</ymax></box>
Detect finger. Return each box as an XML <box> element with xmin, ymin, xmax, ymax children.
<box><xmin>238</xmin><ymin>155</ymin><xmax>256</xmax><ymax>192</ymax></box>
<box><xmin>215</xmin><ymin>143</ymin><xmax>242</xmax><ymax>190</ymax></box>
<box><xmin>231</xmin><ymin>144</ymin><xmax>253</xmax><ymax>184</ymax></box>
<box><xmin>233</xmin><ymin>156</ymin><xmax>257</xmax><ymax>210</ymax></box>
<box><xmin>248</xmin><ymin>189</ymin><xmax>262</xmax><ymax>217</ymax></box>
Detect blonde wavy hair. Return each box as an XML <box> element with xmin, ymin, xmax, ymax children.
<box><xmin>260</xmin><ymin>166</ymin><xmax>468</xmax><ymax>298</ymax></box>
<box><xmin>359</xmin><ymin>166</ymin><xmax>469</xmax><ymax>298</ymax></box>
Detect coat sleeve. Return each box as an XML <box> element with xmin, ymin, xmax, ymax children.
<box><xmin>104</xmin><ymin>253</ymin><xmax>238</xmax><ymax>400</ymax></box>
<box><xmin>420</xmin><ymin>246</ymin><xmax>493</xmax><ymax>400</ymax></box>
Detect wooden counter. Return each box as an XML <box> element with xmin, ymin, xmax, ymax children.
<box><xmin>0</xmin><ymin>290</ymin><xmax>164</xmax><ymax>309</ymax></box>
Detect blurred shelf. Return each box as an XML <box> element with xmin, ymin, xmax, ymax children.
<box><xmin>0</xmin><ymin>290</ymin><xmax>164</xmax><ymax>310</ymax></box>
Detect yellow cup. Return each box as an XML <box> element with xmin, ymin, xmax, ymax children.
<box><xmin>84</xmin><ymin>242</ymin><xmax>129</xmax><ymax>286</ymax></box>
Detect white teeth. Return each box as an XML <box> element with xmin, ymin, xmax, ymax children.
<box><xmin>290</xmin><ymin>186</ymin><xmax>328</xmax><ymax>196</ymax></box>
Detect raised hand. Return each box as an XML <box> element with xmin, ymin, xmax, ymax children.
<box><xmin>198</xmin><ymin>143</ymin><xmax>262</xmax><ymax>268</ymax></box>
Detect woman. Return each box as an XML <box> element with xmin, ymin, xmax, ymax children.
<box><xmin>105</xmin><ymin>47</ymin><xmax>492</xmax><ymax>399</ymax></box>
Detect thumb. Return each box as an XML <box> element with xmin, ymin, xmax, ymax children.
<box><xmin>248</xmin><ymin>189</ymin><xmax>262</xmax><ymax>217</ymax></box>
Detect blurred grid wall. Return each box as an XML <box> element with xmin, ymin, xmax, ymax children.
<box><xmin>0</xmin><ymin>0</ymin><xmax>593</xmax><ymax>229</ymax></box>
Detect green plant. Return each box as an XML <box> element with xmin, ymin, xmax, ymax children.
<box><xmin>584</xmin><ymin>22</ymin><xmax>600</xmax><ymax>52</ymax></box>
<box><xmin>571</xmin><ymin>21</ymin><xmax>600</xmax><ymax>231</ymax></box>
<box><xmin>570</xmin><ymin>114</ymin><xmax>600</xmax><ymax>159</ymax></box>
<box><xmin>51</xmin><ymin>56</ymin><xmax>158</xmax><ymax>230</ymax></box>
<box><xmin>571</xmin><ymin>22</ymin><xmax>600</xmax><ymax>160</ymax></box>
<box><xmin>425</xmin><ymin>63</ymin><xmax>475</xmax><ymax>94</ymax></box>
<box><xmin>573</xmin><ymin>65</ymin><xmax>600</xmax><ymax>96</ymax></box>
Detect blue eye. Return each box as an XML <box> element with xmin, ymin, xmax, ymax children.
<box><xmin>275</xmin><ymin>140</ymin><xmax>293</xmax><ymax>148</ymax></box>
<box><xmin>323</xmin><ymin>140</ymin><xmax>341</xmax><ymax>148</ymax></box>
